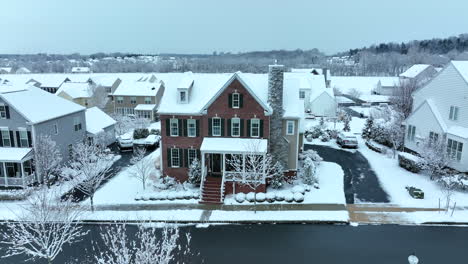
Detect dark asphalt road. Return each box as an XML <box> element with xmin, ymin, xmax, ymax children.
<box><xmin>305</xmin><ymin>144</ymin><xmax>389</xmax><ymax>204</ymax></box>
<box><xmin>1</xmin><ymin>224</ymin><xmax>466</xmax><ymax>264</ymax></box>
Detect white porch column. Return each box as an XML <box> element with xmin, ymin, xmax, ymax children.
<box><xmin>222</xmin><ymin>153</ymin><xmax>225</xmax><ymax>177</ymax></box>
<box><xmin>20</xmin><ymin>161</ymin><xmax>25</xmax><ymax>187</ymax></box>
<box><xmin>242</xmin><ymin>154</ymin><xmax>246</xmax><ymax>182</ymax></box>
<box><xmin>3</xmin><ymin>162</ymin><xmax>8</xmax><ymax>187</ymax></box>
<box><xmin>201</xmin><ymin>152</ymin><xmax>205</xmax><ymax>179</ymax></box>
<box><xmin>262</xmin><ymin>154</ymin><xmax>266</xmax><ymax>183</ymax></box>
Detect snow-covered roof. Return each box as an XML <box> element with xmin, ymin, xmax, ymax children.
<box><xmin>0</xmin><ymin>86</ymin><xmax>85</xmax><ymax>124</ymax></box>
<box><xmin>178</xmin><ymin>72</ymin><xmax>194</xmax><ymax>89</ymax></box>
<box><xmin>331</xmin><ymin>76</ymin><xmax>399</xmax><ymax>95</ymax></box>
<box><xmin>113</xmin><ymin>77</ymin><xmax>163</xmax><ymax>97</ymax></box>
<box><xmin>16</xmin><ymin>67</ymin><xmax>31</xmax><ymax>74</ymax></box>
<box><xmin>447</xmin><ymin>126</ymin><xmax>468</xmax><ymax>139</ymax></box>
<box><xmin>135</xmin><ymin>104</ymin><xmax>156</xmax><ymax>111</ymax></box>
<box><xmin>0</xmin><ymin>81</ymin><xmax>28</xmax><ymax>93</ymax></box>
<box><xmin>451</xmin><ymin>61</ymin><xmax>468</xmax><ymax>83</ymax></box>
<box><xmin>0</xmin><ymin>67</ymin><xmax>12</xmax><ymax>73</ymax></box>
<box><xmin>400</xmin><ymin>64</ymin><xmax>432</xmax><ymax>78</ymax></box>
<box><xmin>71</xmin><ymin>67</ymin><xmax>91</xmax><ymax>73</ymax></box>
<box><xmin>85</xmin><ymin>107</ymin><xmax>116</xmax><ymax>135</ymax></box>
<box><xmin>29</xmin><ymin>75</ymin><xmax>69</xmax><ymax>88</ymax></box>
<box><xmin>90</xmin><ymin>76</ymin><xmax>120</xmax><ymax>87</ymax></box>
<box><xmin>200</xmin><ymin>138</ymin><xmax>268</xmax><ymax>154</ymax></box>
<box><xmin>0</xmin><ymin>147</ymin><xmax>33</xmax><ymax>162</ymax></box>
<box><xmin>56</xmin><ymin>82</ymin><xmax>92</xmax><ymax>98</ymax></box>
<box><xmin>379</xmin><ymin>78</ymin><xmax>398</xmax><ymax>87</ymax></box>
<box><xmin>290</xmin><ymin>68</ymin><xmax>330</xmax><ymax>76</ymax></box>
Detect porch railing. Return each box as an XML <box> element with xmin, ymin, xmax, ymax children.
<box><xmin>200</xmin><ymin>165</ymin><xmax>208</xmax><ymax>193</ymax></box>
<box><xmin>0</xmin><ymin>173</ymin><xmax>35</xmax><ymax>188</ymax></box>
<box><xmin>224</xmin><ymin>171</ymin><xmax>265</xmax><ymax>183</ymax></box>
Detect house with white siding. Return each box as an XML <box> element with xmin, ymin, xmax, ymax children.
<box><xmin>404</xmin><ymin>61</ymin><xmax>468</xmax><ymax>172</ymax></box>
<box><xmin>399</xmin><ymin>64</ymin><xmax>438</xmax><ymax>86</ymax></box>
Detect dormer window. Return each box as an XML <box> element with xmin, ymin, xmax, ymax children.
<box><xmin>232</xmin><ymin>93</ymin><xmax>240</xmax><ymax>108</ymax></box>
<box><xmin>178</xmin><ymin>90</ymin><xmax>188</xmax><ymax>104</ymax></box>
<box><xmin>299</xmin><ymin>90</ymin><xmax>306</xmax><ymax>99</ymax></box>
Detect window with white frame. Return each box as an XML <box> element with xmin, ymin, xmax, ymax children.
<box><xmin>73</xmin><ymin>117</ymin><xmax>82</xmax><ymax>131</ymax></box>
<box><xmin>1</xmin><ymin>129</ymin><xmax>10</xmax><ymax>147</ymax></box>
<box><xmin>53</xmin><ymin>123</ymin><xmax>59</xmax><ymax>135</ymax></box>
<box><xmin>449</xmin><ymin>106</ymin><xmax>459</xmax><ymax>121</ymax></box>
<box><xmin>19</xmin><ymin>130</ymin><xmax>28</xmax><ymax>147</ymax></box>
<box><xmin>144</xmin><ymin>97</ymin><xmax>152</xmax><ymax>104</ymax></box>
<box><xmin>212</xmin><ymin>118</ymin><xmax>221</xmax><ymax>136</ymax></box>
<box><xmin>171</xmin><ymin>148</ymin><xmax>180</xmax><ymax>167</ymax></box>
<box><xmin>299</xmin><ymin>90</ymin><xmax>306</xmax><ymax>99</ymax></box>
<box><xmin>170</xmin><ymin>119</ymin><xmax>179</xmax><ymax>136</ymax></box>
<box><xmin>429</xmin><ymin>131</ymin><xmax>439</xmax><ymax>145</ymax></box>
<box><xmin>447</xmin><ymin>139</ymin><xmax>463</xmax><ymax>162</ymax></box>
<box><xmin>130</xmin><ymin>97</ymin><xmax>137</xmax><ymax>104</ymax></box>
<box><xmin>179</xmin><ymin>91</ymin><xmax>187</xmax><ymax>103</ymax></box>
<box><xmin>188</xmin><ymin>149</ymin><xmax>197</xmax><ymax>165</ymax></box>
<box><xmin>231</xmin><ymin>118</ymin><xmax>240</xmax><ymax>137</ymax></box>
<box><xmin>250</xmin><ymin>119</ymin><xmax>260</xmax><ymax>137</ymax></box>
<box><xmin>407</xmin><ymin>125</ymin><xmax>416</xmax><ymax>141</ymax></box>
<box><xmin>0</xmin><ymin>105</ymin><xmax>6</xmax><ymax>119</ymax></box>
<box><xmin>232</xmin><ymin>93</ymin><xmax>240</xmax><ymax>108</ymax></box>
<box><xmin>187</xmin><ymin>119</ymin><xmax>196</xmax><ymax>137</ymax></box>
<box><xmin>117</xmin><ymin>97</ymin><xmax>123</xmax><ymax>104</ymax></box>
<box><xmin>286</xmin><ymin>120</ymin><xmax>295</xmax><ymax>135</ymax></box>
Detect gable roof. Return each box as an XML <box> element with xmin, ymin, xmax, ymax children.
<box><xmin>85</xmin><ymin>107</ymin><xmax>116</xmax><ymax>134</ymax></box>
<box><xmin>0</xmin><ymin>86</ymin><xmax>85</xmax><ymax>124</ymax></box>
<box><xmin>56</xmin><ymin>82</ymin><xmax>92</xmax><ymax>98</ymax></box>
<box><xmin>400</xmin><ymin>64</ymin><xmax>432</xmax><ymax>78</ymax></box>
<box><xmin>113</xmin><ymin>77</ymin><xmax>163</xmax><ymax>97</ymax></box>
<box><xmin>406</xmin><ymin>99</ymin><xmax>447</xmax><ymax>132</ymax></box>
<box><xmin>451</xmin><ymin>61</ymin><xmax>468</xmax><ymax>83</ymax></box>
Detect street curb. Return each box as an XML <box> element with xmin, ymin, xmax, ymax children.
<box><xmin>73</xmin><ymin>220</ymin><xmax>351</xmax><ymax>225</ymax></box>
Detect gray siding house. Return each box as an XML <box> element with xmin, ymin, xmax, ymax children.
<box><xmin>0</xmin><ymin>85</ymin><xmax>86</xmax><ymax>187</ymax></box>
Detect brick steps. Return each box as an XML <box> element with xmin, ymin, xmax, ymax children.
<box><xmin>200</xmin><ymin>177</ymin><xmax>224</xmax><ymax>204</ymax></box>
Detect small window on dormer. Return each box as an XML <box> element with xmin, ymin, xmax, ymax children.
<box><xmin>180</xmin><ymin>91</ymin><xmax>187</xmax><ymax>103</ymax></box>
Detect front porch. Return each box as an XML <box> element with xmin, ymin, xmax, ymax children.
<box><xmin>135</xmin><ymin>104</ymin><xmax>157</xmax><ymax>121</ymax></box>
<box><xmin>199</xmin><ymin>138</ymin><xmax>268</xmax><ymax>204</ymax></box>
<box><xmin>0</xmin><ymin>148</ymin><xmax>36</xmax><ymax>188</ymax></box>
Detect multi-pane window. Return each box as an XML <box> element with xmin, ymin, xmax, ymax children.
<box><xmin>187</xmin><ymin>119</ymin><xmax>196</xmax><ymax>137</ymax></box>
<box><xmin>171</xmin><ymin>148</ymin><xmax>180</xmax><ymax>167</ymax></box>
<box><xmin>137</xmin><ymin>111</ymin><xmax>151</xmax><ymax>119</ymax></box>
<box><xmin>130</xmin><ymin>97</ymin><xmax>137</xmax><ymax>104</ymax></box>
<box><xmin>23</xmin><ymin>160</ymin><xmax>33</xmax><ymax>176</ymax></box>
<box><xmin>180</xmin><ymin>91</ymin><xmax>187</xmax><ymax>103</ymax></box>
<box><xmin>449</xmin><ymin>106</ymin><xmax>459</xmax><ymax>121</ymax></box>
<box><xmin>188</xmin><ymin>149</ymin><xmax>197</xmax><ymax>165</ymax></box>
<box><xmin>74</xmin><ymin>117</ymin><xmax>82</xmax><ymax>131</ymax></box>
<box><xmin>117</xmin><ymin>97</ymin><xmax>124</xmax><ymax>104</ymax></box>
<box><xmin>299</xmin><ymin>90</ymin><xmax>306</xmax><ymax>99</ymax></box>
<box><xmin>170</xmin><ymin>119</ymin><xmax>179</xmax><ymax>136</ymax></box>
<box><xmin>429</xmin><ymin>131</ymin><xmax>439</xmax><ymax>145</ymax></box>
<box><xmin>1</xmin><ymin>129</ymin><xmax>10</xmax><ymax>147</ymax></box>
<box><xmin>251</xmin><ymin>119</ymin><xmax>260</xmax><ymax>137</ymax></box>
<box><xmin>447</xmin><ymin>139</ymin><xmax>463</xmax><ymax>162</ymax></box>
<box><xmin>105</xmin><ymin>87</ymin><xmax>112</xmax><ymax>93</ymax></box>
<box><xmin>286</xmin><ymin>120</ymin><xmax>295</xmax><ymax>135</ymax></box>
<box><xmin>232</xmin><ymin>93</ymin><xmax>240</xmax><ymax>108</ymax></box>
<box><xmin>231</xmin><ymin>118</ymin><xmax>240</xmax><ymax>137</ymax></box>
<box><xmin>116</xmin><ymin>107</ymin><xmax>134</xmax><ymax>116</ymax></box>
<box><xmin>212</xmin><ymin>118</ymin><xmax>221</xmax><ymax>136</ymax></box>
<box><xmin>144</xmin><ymin>97</ymin><xmax>152</xmax><ymax>104</ymax></box>
<box><xmin>407</xmin><ymin>125</ymin><xmax>416</xmax><ymax>142</ymax></box>
<box><xmin>0</xmin><ymin>105</ymin><xmax>6</xmax><ymax>119</ymax></box>
<box><xmin>19</xmin><ymin>130</ymin><xmax>28</xmax><ymax>147</ymax></box>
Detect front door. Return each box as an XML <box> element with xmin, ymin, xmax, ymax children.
<box><xmin>209</xmin><ymin>154</ymin><xmax>222</xmax><ymax>177</ymax></box>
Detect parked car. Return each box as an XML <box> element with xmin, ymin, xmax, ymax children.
<box><xmin>336</xmin><ymin>132</ymin><xmax>358</xmax><ymax>148</ymax></box>
<box><xmin>406</xmin><ymin>186</ymin><xmax>424</xmax><ymax>199</ymax></box>
<box><xmin>117</xmin><ymin>134</ymin><xmax>134</xmax><ymax>152</ymax></box>
<box><xmin>133</xmin><ymin>134</ymin><xmax>161</xmax><ymax>149</ymax></box>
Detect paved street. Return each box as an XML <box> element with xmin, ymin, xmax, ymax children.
<box><xmin>305</xmin><ymin>144</ymin><xmax>390</xmax><ymax>204</ymax></box>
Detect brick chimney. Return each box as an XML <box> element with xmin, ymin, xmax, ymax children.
<box><xmin>267</xmin><ymin>64</ymin><xmax>289</xmax><ymax>168</ymax></box>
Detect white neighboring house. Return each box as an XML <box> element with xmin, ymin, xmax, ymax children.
<box><xmin>85</xmin><ymin>107</ymin><xmax>116</xmax><ymax>146</ymax></box>
<box><xmin>15</xmin><ymin>67</ymin><xmax>31</xmax><ymax>74</ymax></box>
<box><xmin>71</xmin><ymin>67</ymin><xmax>91</xmax><ymax>74</ymax></box>
<box><xmin>374</xmin><ymin>78</ymin><xmax>399</xmax><ymax>96</ymax></box>
<box><xmin>0</xmin><ymin>68</ymin><xmax>12</xmax><ymax>74</ymax></box>
<box><xmin>404</xmin><ymin>61</ymin><xmax>468</xmax><ymax>172</ymax></box>
<box><xmin>399</xmin><ymin>64</ymin><xmax>438</xmax><ymax>85</ymax></box>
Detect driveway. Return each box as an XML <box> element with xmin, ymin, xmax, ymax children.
<box><xmin>62</xmin><ymin>144</ymin><xmax>153</xmax><ymax>202</ymax></box>
<box><xmin>304</xmin><ymin>144</ymin><xmax>389</xmax><ymax>204</ymax></box>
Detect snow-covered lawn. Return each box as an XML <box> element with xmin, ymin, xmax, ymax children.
<box><xmin>208</xmin><ymin>210</ymin><xmax>348</xmax><ymax>222</ymax></box>
<box><xmin>224</xmin><ymin>161</ymin><xmax>345</xmax><ymax>205</ymax></box>
<box><xmin>304</xmin><ymin>117</ymin><xmax>365</xmax><ymax>136</ymax></box>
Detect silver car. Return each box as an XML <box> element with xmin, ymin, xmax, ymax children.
<box><xmin>117</xmin><ymin>134</ymin><xmax>134</xmax><ymax>152</ymax></box>
<box><xmin>336</xmin><ymin>132</ymin><xmax>358</xmax><ymax>148</ymax></box>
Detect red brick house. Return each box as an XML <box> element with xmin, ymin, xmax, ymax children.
<box><xmin>158</xmin><ymin>66</ymin><xmax>306</xmax><ymax>203</ymax></box>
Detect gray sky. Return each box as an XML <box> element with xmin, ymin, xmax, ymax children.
<box><xmin>1</xmin><ymin>0</ymin><xmax>467</xmax><ymax>55</ymax></box>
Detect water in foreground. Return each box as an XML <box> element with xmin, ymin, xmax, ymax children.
<box><xmin>0</xmin><ymin>223</ymin><xmax>466</xmax><ymax>264</ymax></box>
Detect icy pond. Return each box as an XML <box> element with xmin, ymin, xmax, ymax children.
<box><xmin>0</xmin><ymin>223</ymin><xmax>466</xmax><ymax>264</ymax></box>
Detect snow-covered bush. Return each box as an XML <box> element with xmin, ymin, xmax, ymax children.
<box><xmin>235</xmin><ymin>193</ymin><xmax>246</xmax><ymax>203</ymax></box>
<box><xmin>192</xmin><ymin>191</ymin><xmax>199</xmax><ymax>199</ymax></box>
<box><xmin>188</xmin><ymin>159</ymin><xmax>202</xmax><ymax>185</ymax></box>
<box><xmin>299</xmin><ymin>149</ymin><xmax>323</xmax><ymax>162</ymax></box>
<box><xmin>293</xmin><ymin>193</ymin><xmax>304</xmax><ymax>203</ymax></box>
<box><xmin>321</xmin><ymin>133</ymin><xmax>330</xmax><ymax>142</ymax></box>
<box><xmin>343</xmin><ymin>114</ymin><xmax>351</xmax><ymax>132</ymax></box>
<box><xmin>266</xmin><ymin>192</ymin><xmax>276</xmax><ymax>203</ymax></box>
<box><xmin>269</xmin><ymin>161</ymin><xmax>285</xmax><ymax>189</ymax></box>
<box><xmin>150</xmin><ymin>129</ymin><xmax>161</xmax><ymax>136</ymax></box>
<box><xmin>325</xmin><ymin>129</ymin><xmax>339</xmax><ymax>139</ymax></box>
<box><xmin>183</xmin><ymin>191</ymin><xmax>192</xmax><ymax>199</ymax></box>
<box><xmin>301</xmin><ymin>157</ymin><xmax>317</xmax><ymax>185</ymax></box>
<box><xmin>292</xmin><ymin>185</ymin><xmax>306</xmax><ymax>194</ymax></box>
<box><xmin>153</xmin><ymin>175</ymin><xmax>177</xmax><ymax>191</ymax></box>
<box><xmin>255</xmin><ymin>193</ymin><xmax>266</xmax><ymax>202</ymax></box>
<box><xmin>284</xmin><ymin>192</ymin><xmax>294</xmax><ymax>203</ymax></box>
<box><xmin>310</xmin><ymin>126</ymin><xmax>323</xmax><ymax>139</ymax></box>
<box><xmin>246</xmin><ymin>192</ymin><xmax>255</xmax><ymax>202</ymax></box>
<box><xmin>167</xmin><ymin>192</ymin><xmax>176</xmax><ymax>200</ymax></box>
<box><xmin>275</xmin><ymin>192</ymin><xmax>285</xmax><ymax>201</ymax></box>
<box><xmin>175</xmin><ymin>191</ymin><xmax>185</xmax><ymax>200</ymax></box>
<box><xmin>439</xmin><ymin>174</ymin><xmax>468</xmax><ymax>191</ymax></box>
<box><xmin>398</xmin><ymin>153</ymin><xmax>422</xmax><ymax>173</ymax></box>
<box><xmin>362</xmin><ymin>117</ymin><xmax>373</xmax><ymax>140</ymax></box>
<box><xmin>133</xmin><ymin>128</ymin><xmax>150</xmax><ymax>139</ymax></box>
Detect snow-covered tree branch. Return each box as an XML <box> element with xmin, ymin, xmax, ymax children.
<box><xmin>129</xmin><ymin>147</ymin><xmax>153</xmax><ymax>190</ymax></box>
<box><xmin>34</xmin><ymin>134</ymin><xmax>63</xmax><ymax>187</ymax></box>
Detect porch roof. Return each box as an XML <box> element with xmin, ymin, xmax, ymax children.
<box><xmin>0</xmin><ymin>147</ymin><xmax>33</xmax><ymax>162</ymax></box>
<box><xmin>200</xmin><ymin>138</ymin><xmax>268</xmax><ymax>154</ymax></box>
<box><xmin>135</xmin><ymin>104</ymin><xmax>156</xmax><ymax>111</ymax></box>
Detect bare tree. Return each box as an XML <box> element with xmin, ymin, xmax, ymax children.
<box><xmin>95</xmin><ymin>224</ymin><xmax>191</xmax><ymax>264</ymax></box>
<box><xmin>390</xmin><ymin>79</ymin><xmax>419</xmax><ymax>118</ymax></box>
<box><xmin>89</xmin><ymin>85</ymin><xmax>109</xmax><ymax>109</ymax></box>
<box><xmin>228</xmin><ymin>140</ymin><xmax>271</xmax><ymax>213</ymax></box>
<box><xmin>0</xmin><ymin>190</ymin><xmax>87</xmax><ymax>264</ymax></box>
<box><xmin>69</xmin><ymin>142</ymin><xmax>114</xmax><ymax>212</ymax></box>
<box><xmin>348</xmin><ymin>88</ymin><xmax>362</xmax><ymax>99</ymax></box>
<box><xmin>112</xmin><ymin>114</ymin><xmax>134</xmax><ymax>136</ymax></box>
<box><xmin>419</xmin><ymin>139</ymin><xmax>450</xmax><ymax>180</ymax></box>
<box><xmin>129</xmin><ymin>147</ymin><xmax>153</xmax><ymax>190</ymax></box>
<box><xmin>386</xmin><ymin>110</ymin><xmax>405</xmax><ymax>158</ymax></box>
<box><xmin>34</xmin><ymin>134</ymin><xmax>63</xmax><ymax>187</ymax></box>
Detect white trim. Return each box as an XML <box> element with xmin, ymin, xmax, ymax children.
<box><xmin>171</xmin><ymin>148</ymin><xmax>180</xmax><ymax>168</ymax></box>
<box><xmin>212</xmin><ymin>117</ymin><xmax>221</xmax><ymax>137</ymax></box>
<box><xmin>231</xmin><ymin>117</ymin><xmax>240</xmax><ymax>137</ymax></box>
<box><xmin>250</xmin><ymin>118</ymin><xmax>260</xmax><ymax>138</ymax></box>
<box><xmin>286</xmin><ymin>120</ymin><xmax>295</xmax><ymax>135</ymax></box>
<box><xmin>187</xmin><ymin>119</ymin><xmax>196</xmax><ymax>137</ymax></box>
<box><xmin>232</xmin><ymin>92</ymin><xmax>240</xmax><ymax>108</ymax></box>
<box><xmin>170</xmin><ymin>118</ymin><xmax>179</xmax><ymax>137</ymax></box>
